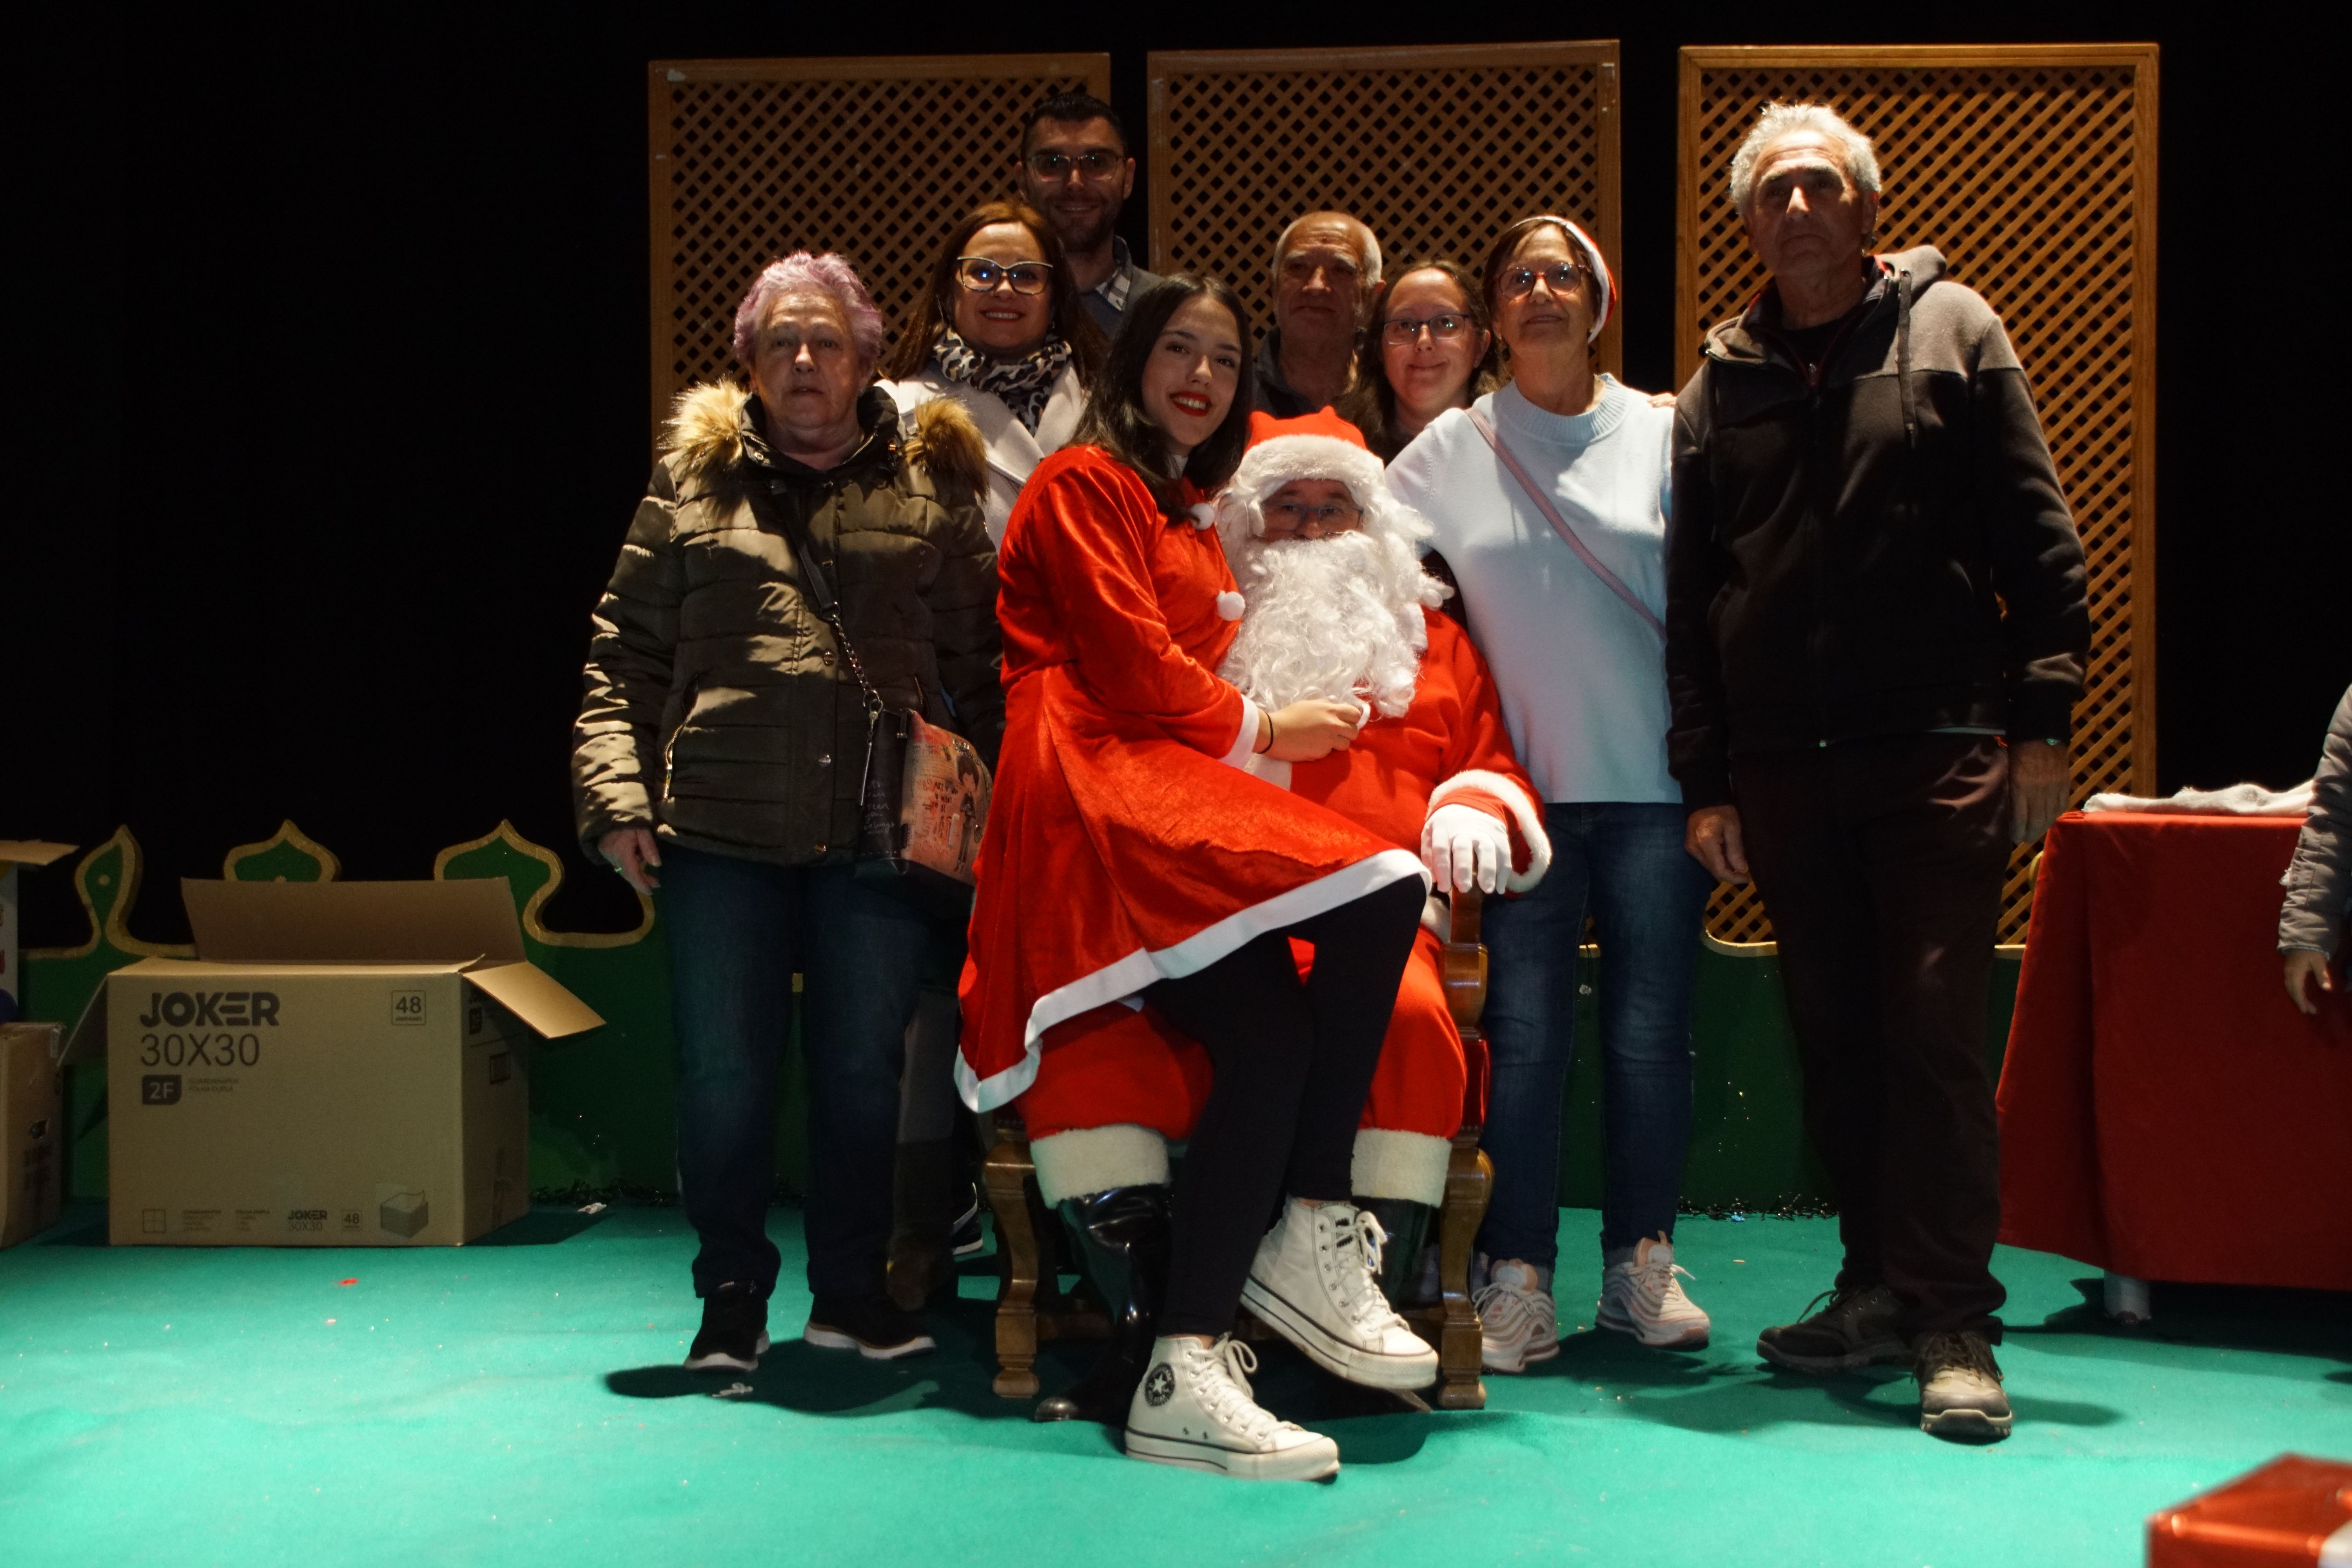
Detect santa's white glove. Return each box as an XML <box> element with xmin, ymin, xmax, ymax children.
<box><xmin>1422</xmin><ymin>803</ymin><xmax>1513</xmax><ymax>894</ymax></box>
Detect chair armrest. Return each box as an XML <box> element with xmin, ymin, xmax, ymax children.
<box><xmin>1440</xmin><ymin>887</ymin><xmax>1488</xmax><ymax>1029</ymax></box>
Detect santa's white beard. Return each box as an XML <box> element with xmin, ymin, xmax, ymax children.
<box><xmin>1219</xmin><ymin>530</ymin><xmax>1437</xmax><ymax>719</ymax></box>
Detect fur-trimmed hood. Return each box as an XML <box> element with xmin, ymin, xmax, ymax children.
<box><xmin>661</xmin><ymin>381</ymin><xmax>988</xmax><ymax>508</ymax></box>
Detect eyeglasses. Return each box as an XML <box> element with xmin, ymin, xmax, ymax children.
<box><xmin>1381</xmin><ymin>313</ymin><xmax>1474</xmax><ymax>345</ymax></box>
<box><xmin>1497</xmin><ymin>261</ymin><xmax>1593</xmax><ymax>300</ymax></box>
<box><xmin>1024</xmin><ymin>148</ymin><xmax>1123</xmax><ymax>180</ymax></box>
<box><xmin>1265</xmin><ymin>500</ymin><xmax>1364</xmax><ymax>531</ymax></box>
<box><xmin>954</xmin><ymin>257</ymin><xmax>1054</xmax><ymax>296</ymax></box>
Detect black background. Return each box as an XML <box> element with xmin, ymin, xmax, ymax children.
<box><xmin>11</xmin><ymin>2</ymin><xmax>2342</xmax><ymax>947</ymax></box>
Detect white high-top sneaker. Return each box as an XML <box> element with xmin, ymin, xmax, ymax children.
<box><xmin>1474</xmin><ymin>1258</ymin><xmax>1560</xmax><ymax>1373</ymax></box>
<box><xmin>1242</xmin><ymin>1200</ymin><xmax>1438</xmax><ymax>1390</ymax></box>
<box><xmin>1124</xmin><ymin>1335</ymin><xmax>1341</xmax><ymax>1481</ymax></box>
<box><xmin>1596</xmin><ymin>1233</ymin><xmax>1711</xmax><ymax>1349</ymax></box>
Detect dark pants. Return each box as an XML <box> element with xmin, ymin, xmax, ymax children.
<box><xmin>1477</xmin><ymin>802</ymin><xmax>1712</xmax><ymax>1267</ymax></box>
<box><xmin>659</xmin><ymin>846</ymin><xmax>934</xmax><ymax>1304</ymax></box>
<box><xmin>1146</xmin><ymin>878</ymin><xmax>1426</xmax><ymax>1338</ymax></box>
<box><xmin>1733</xmin><ymin>735</ymin><xmax>2011</xmax><ymax>1340</ymax></box>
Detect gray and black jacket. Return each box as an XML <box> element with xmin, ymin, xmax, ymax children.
<box><xmin>2281</xmin><ymin>686</ymin><xmax>2352</xmax><ymax>957</ymax></box>
<box><xmin>1665</xmin><ymin>246</ymin><xmax>2090</xmax><ymax>808</ymax></box>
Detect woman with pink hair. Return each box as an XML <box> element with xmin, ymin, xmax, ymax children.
<box><xmin>571</xmin><ymin>250</ymin><xmax>1001</xmax><ymax>1378</ymax></box>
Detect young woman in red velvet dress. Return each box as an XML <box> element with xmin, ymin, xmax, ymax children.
<box><xmin>958</xmin><ymin>276</ymin><xmax>1437</xmax><ymax>1481</ymax></box>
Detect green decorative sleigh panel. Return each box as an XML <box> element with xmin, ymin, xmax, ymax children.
<box><xmin>19</xmin><ymin>821</ymin><xmax>2014</xmax><ymax>1215</ymax></box>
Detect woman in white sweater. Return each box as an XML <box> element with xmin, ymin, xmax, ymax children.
<box><xmin>1387</xmin><ymin>216</ymin><xmax>1712</xmax><ymax>1371</ymax></box>
<box><xmin>882</xmin><ymin>198</ymin><xmax>1106</xmax><ymax>543</ymax></box>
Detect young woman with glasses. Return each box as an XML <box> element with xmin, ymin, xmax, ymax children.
<box><xmin>882</xmin><ymin>199</ymin><xmax>1109</xmax><ymax>543</ymax></box>
<box><xmin>961</xmin><ymin>277</ymin><xmax>1439</xmax><ymax>1480</ymax></box>
<box><xmin>1336</xmin><ymin>258</ymin><xmax>1497</xmax><ymax>460</ymax></box>
<box><xmin>1385</xmin><ymin>214</ymin><xmax>1715</xmax><ymax>1377</ymax></box>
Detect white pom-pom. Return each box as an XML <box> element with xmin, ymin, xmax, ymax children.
<box><xmin>1215</xmin><ymin>590</ymin><xmax>1245</xmax><ymax>621</ymax></box>
<box><xmin>1189</xmin><ymin>503</ymin><xmax>1217</xmax><ymax>530</ymax></box>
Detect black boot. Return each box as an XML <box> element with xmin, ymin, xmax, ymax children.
<box><xmin>886</xmin><ymin>1138</ymin><xmax>959</xmax><ymax>1311</ymax></box>
<box><xmin>1033</xmin><ymin>1185</ymin><xmax>1171</xmax><ymax>1425</ymax></box>
<box><xmin>1359</xmin><ymin>1196</ymin><xmax>1434</xmax><ymax>1306</ymax></box>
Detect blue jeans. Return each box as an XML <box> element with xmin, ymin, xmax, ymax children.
<box><xmin>659</xmin><ymin>846</ymin><xmax>935</xmax><ymax>1303</ymax></box>
<box><xmin>1477</xmin><ymin>802</ymin><xmax>1711</xmax><ymax>1268</ymax></box>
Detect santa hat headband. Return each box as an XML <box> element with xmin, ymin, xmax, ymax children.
<box><xmin>1214</xmin><ymin>408</ymin><xmax>1433</xmax><ymax>556</ymax></box>
<box><xmin>1514</xmin><ymin>214</ymin><xmax>1616</xmax><ymax>343</ymax></box>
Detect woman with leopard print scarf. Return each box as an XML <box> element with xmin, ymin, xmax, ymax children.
<box><xmin>882</xmin><ymin>198</ymin><xmax>1108</xmax><ymax>543</ymax></box>
<box><xmin>876</xmin><ymin>199</ymin><xmax>1109</xmax><ymax>1312</ymax></box>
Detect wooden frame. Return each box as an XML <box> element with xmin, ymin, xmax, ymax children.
<box><xmin>646</xmin><ymin>53</ymin><xmax>1112</xmax><ymax>442</ymax></box>
<box><xmin>984</xmin><ymin>889</ymin><xmax>1495</xmax><ymax>1412</ymax></box>
<box><xmin>1148</xmin><ymin>42</ymin><xmax>1624</xmax><ymax>377</ymax></box>
<box><xmin>1677</xmin><ymin>45</ymin><xmax>2159</xmax><ymax>943</ymax></box>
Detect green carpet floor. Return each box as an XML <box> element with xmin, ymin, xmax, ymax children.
<box><xmin>1</xmin><ymin>1204</ymin><xmax>2343</xmax><ymax>1567</ymax></box>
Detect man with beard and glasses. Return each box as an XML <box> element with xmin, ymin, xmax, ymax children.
<box><xmin>1013</xmin><ymin>92</ymin><xmax>1165</xmax><ymax>336</ymax></box>
<box><xmin>1008</xmin><ymin>408</ymin><xmax>1552</xmax><ymax>1429</ymax></box>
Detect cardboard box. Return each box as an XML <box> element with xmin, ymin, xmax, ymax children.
<box><xmin>1</xmin><ymin>1022</ymin><xmax>65</xmax><ymax>1247</ymax></box>
<box><xmin>2148</xmin><ymin>1453</ymin><xmax>2352</xmax><ymax>1566</ymax></box>
<box><xmin>62</xmin><ymin>878</ymin><xmax>603</xmax><ymax>1247</ymax></box>
<box><xmin>0</xmin><ymin>840</ymin><xmax>77</xmax><ymax>1025</ymax></box>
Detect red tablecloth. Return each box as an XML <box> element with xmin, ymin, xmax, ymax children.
<box><xmin>1998</xmin><ymin>811</ymin><xmax>2352</xmax><ymax>1290</ymax></box>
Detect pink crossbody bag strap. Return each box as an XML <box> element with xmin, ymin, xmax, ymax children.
<box><xmin>1466</xmin><ymin>405</ymin><xmax>1665</xmax><ymax>642</ymax></box>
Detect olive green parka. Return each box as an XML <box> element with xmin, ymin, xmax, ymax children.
<box><xmin>571</xmin><ymin>381</ymin><xmax>1001</xmax><ymax>867</ymax></box>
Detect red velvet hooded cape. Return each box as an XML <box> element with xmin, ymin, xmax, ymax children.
<box><xmin>956</xmin><ymin>444</ymin><xmax>1426</xmax><ymax>1111</ymax></box>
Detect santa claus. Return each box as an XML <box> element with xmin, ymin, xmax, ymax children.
<box><xmin>1016</xmin><ymin>408</ymin><xmax>1551</xmax><ymax>1424</ymax></box>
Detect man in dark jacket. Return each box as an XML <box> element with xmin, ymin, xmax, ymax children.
<box><xmin>1666</xmin><ymin>103</ymin><xmax>2088</xmax><ymax>1443</ymax></box>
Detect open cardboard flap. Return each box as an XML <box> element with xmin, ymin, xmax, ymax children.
<box><xmin>465</xmin><ymin>960</ymin><xmax>604</xmax><ymax>1040</ymax></box>
<box><xmin>59</xmin><ymin>880</ymin><xmax>604</xmax><ymax>1065</ymax></box>
<box><xmin>183</xmin><ymin>877</ymin><xmax>529</xmax><ymax>962</ymax></box>
<box><xmin>0</xmin><ymin>840</ymin><xmax>76</xmax><ymax>868</ymax></box>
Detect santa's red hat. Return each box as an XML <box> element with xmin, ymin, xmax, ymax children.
<box><xmin>1213</xmin><ymin>407</ymin><xmax>1432</xmax><ymax>559</ymax></box>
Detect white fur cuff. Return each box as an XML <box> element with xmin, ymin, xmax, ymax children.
<box><xmin>1220</xmin><ymin>695</ymin><xmax>1262</xmax><ymax>771</ymax></box>
<box><xmin>1427</xmin><ymin>769</ymin><xmax>1553</xmax><ymax>892</ymax></box>
<box><xmin>1030</xmin><ymin>1124</ymin><xmax>1171</xmax><ymax>1204</ymax></box>
<box><xmin>1352</xmin><ymin>1129</ymin><xmax>1451</xmax><ymax>1206</ymax></box>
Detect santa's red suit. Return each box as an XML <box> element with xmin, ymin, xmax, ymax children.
<box><xmin>1006</xmin><ymin>411</ymin><xmax>1552</xmax><ymax>1208</ymax></box>
<box><xmin>956</xmin><ymin>444</ymin><xmax>1428</xmax><ymax>1114</ymax></box>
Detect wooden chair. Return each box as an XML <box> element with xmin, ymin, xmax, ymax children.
<box><xmin>982</xmin><ymin>887</ymin><xmax>1495</xmax><ymax>1410</ymax></box>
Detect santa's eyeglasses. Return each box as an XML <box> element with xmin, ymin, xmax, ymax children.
<box><xmin>1265</xmin><ymin>500</ymin><xmax>1364</xmax><ymax>530</ymax></box>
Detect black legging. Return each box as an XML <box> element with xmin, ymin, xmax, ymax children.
<box><xmin>1149</xmin><ymin>876</ymin><xmax>1426</xmax><ymax>1337</ymax></box>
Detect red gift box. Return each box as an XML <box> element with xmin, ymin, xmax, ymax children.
<box><xmin>2148</xmin><ymin>1454</ymin><xmax>2352</xmax><ymax>1566</ymax></box>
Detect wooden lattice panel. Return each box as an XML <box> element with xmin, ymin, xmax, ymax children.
<box><xmin>1149</xmin><ymin>43</ymin><xmax>1622</xmax><ymax>376</ymax></box>
<box><xmin>1677</xmin><ymin>46</ymin><xmax>2159</xmax><ymax>945</ymax></box>
<box><xmin>648</xmin><ymin>54</ymin><xmax>1111</xmax><ymax>438</ymax></box>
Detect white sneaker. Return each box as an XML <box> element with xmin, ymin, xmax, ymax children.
<box><xmin>1474</xmin><ymin>1259</ymin><xmax>1560</xmax><ymax>1372</ymax></box>
<box><xmin>1124</xmin><ymin>1335</ymin><xmax>1341</xmax><ymax>1481</ymax></box>
<box><xmin>1596</xmin><ymin>1233</ymin><xmax>1711</xmax><ymax>1349</ymax></box>
<box><xmin>1241</xmin><ymin>1200</ymin><xmax>1438</xmax><ymax>1390</ymax></box>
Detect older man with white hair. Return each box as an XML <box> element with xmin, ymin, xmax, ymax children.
<box><xmin>1255</xmin><ymin>211</ymin><xmax>1383</xmax><ymax>417</ymax></box>
<box><xmin>1665</xmin><ymin>103</ymin><xmax>2089</xmax><ymax>1442</ymax></box>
